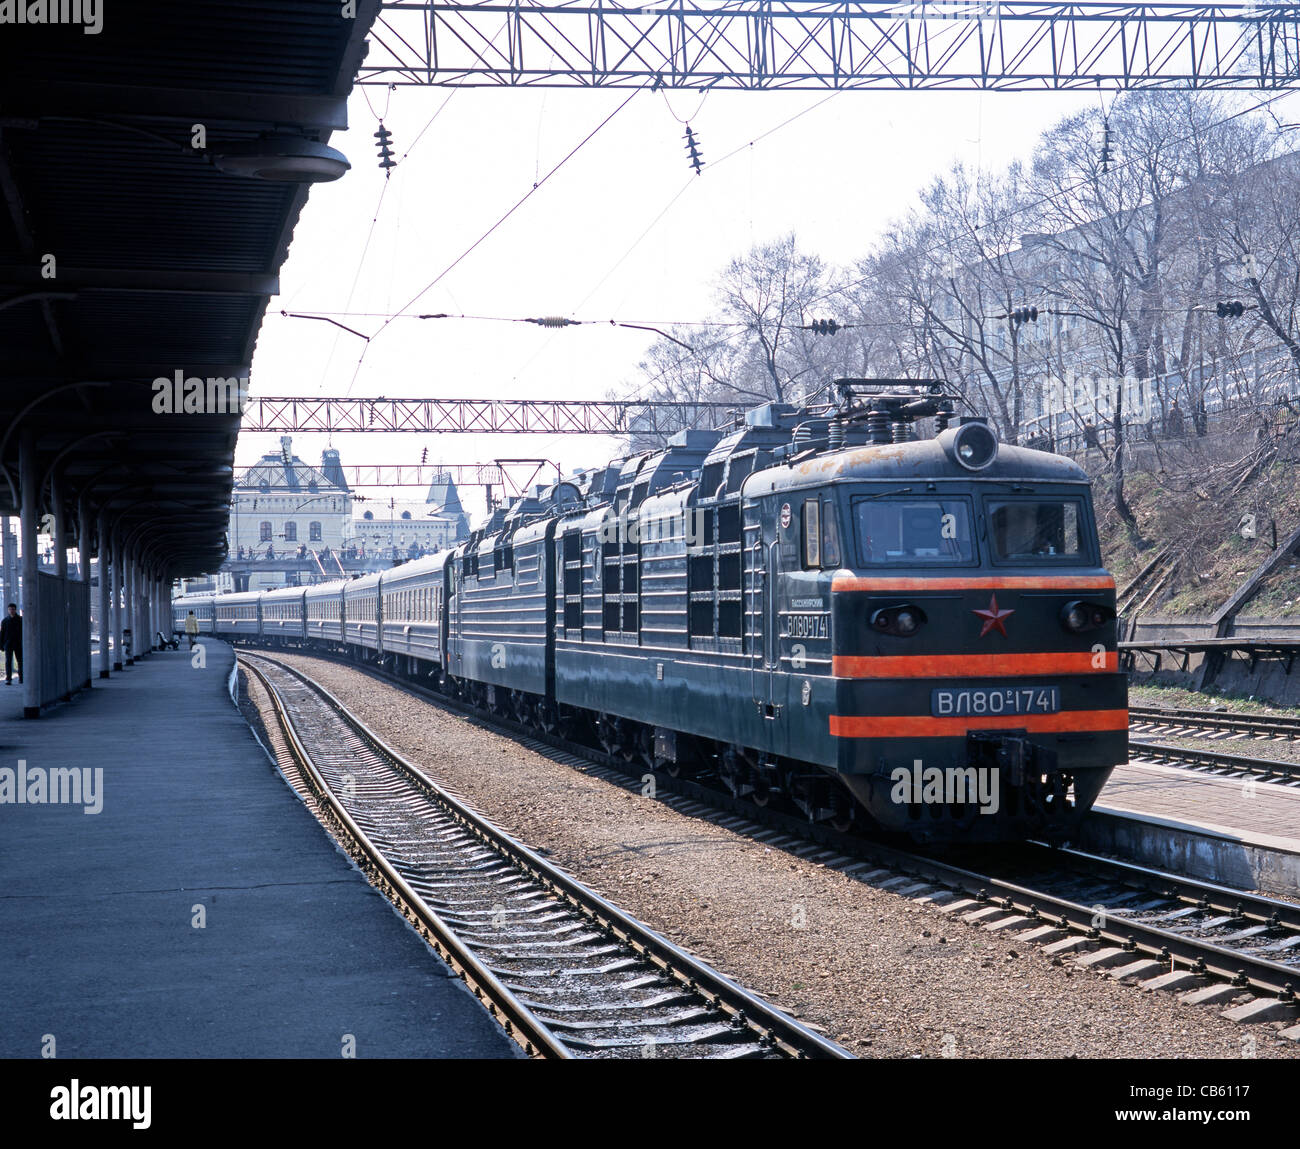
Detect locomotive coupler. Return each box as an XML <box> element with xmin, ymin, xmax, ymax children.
<box><xmin>968</xmin><ymin>731</ymin><xmax>1032</xmax><ymax>788</ymax></box>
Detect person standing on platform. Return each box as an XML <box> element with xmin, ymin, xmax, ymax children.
<box><xmin>1</xmin><ymin>602</ymin><xmax>22</xmax><ymax>685</ymax></box>
<box><xmin>184</xmin><ymin>609</ymin><xmax>200</xmax><ymax>650</ymax></box>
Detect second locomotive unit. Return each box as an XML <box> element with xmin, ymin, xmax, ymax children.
<box><xmin>183</xmin><ymin>381</ymin><xmax>1127</xmax><ymax>842</ymax></box>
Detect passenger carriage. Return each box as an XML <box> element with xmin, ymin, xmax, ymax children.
<box><xmin>172</xmin><ymin>594</ymin><xmax>215</xmax><ymax>636</ymax></box>
<box><xmin>260</xmin><ymin>585</ymin><xmax>306</xmax><ymax>645</ymax></box>
<box><xmin>378</xmin><ymin>551</ymin><xmax>450</xmax><ymax>671</ymax></box>
<box><xmin>342</xmin><ymin>569</ymin><xmax>382</xmax><ymax>652</ymax></box>
<box><xmin>213</xmin><ymin>590</ymin><xmax>261</xmax><ymax>638</ymax></box>
<box><xmin>304</xmin><ymin>578</ymin><xmax>347</xmax><ymax>646</ymax></box>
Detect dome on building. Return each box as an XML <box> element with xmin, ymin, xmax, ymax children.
<box><xmin>234</xmin><ymin>436</ymin><xmax>348</xmax><ymax>495</ymax></box>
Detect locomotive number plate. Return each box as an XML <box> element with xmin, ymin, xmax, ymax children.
<box><xmin>931</xmin><ymin>686</ymin><xmax>1060</xmax><ymax>717</ymax></box>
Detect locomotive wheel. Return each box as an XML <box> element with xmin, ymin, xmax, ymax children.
<box><xmin>555</xmin><ymin>705</ymin><xmax>579</xmax><ymax>741</ymax></box>
<box><xmin>635</xmin><ymin>725</ymin><xmax>655</xmax><ymax>769</ymax></box>
<box><xmin>596</xmin><ymin>714</ymin><xmax>620</xmax><ymax>756</ymax></box>
<box><xmin>829</xmin><ymin>801</ymin><xmax>855</xmax><ymax>833</ymax></box>
<box><xmin>597</xmin><ymin>715</ymin><xmax>639</xmax><ymax>763</ymax></box>
<box><xmin>516</xmin><ymin>695</ymin><xmax>539</xmax><ymax>729</ymax></box>
<box><xmin>502</xmin><ymin>690</ymin><xmax>525</xmax><ymax>723</ymax></box>
<box><xmin>718</xmin><ymin>747</ymin><xmax>752</xmax><ymax>800</ymax></box>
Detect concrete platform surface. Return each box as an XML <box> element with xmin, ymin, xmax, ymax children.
<box><xmin>0</xmin><ymin>641</ymin><xmax>520</xmax><ymax>1059</ymax></box>
<box><xmin>1100</xmin><ymin>760</ymin><xmax>1300</xmax><ymax>853</ymax></box>
<box><xmin>1080</xmin><ymin>759</ymin><xmax>1300</xmax><ymax>896</ymax></box>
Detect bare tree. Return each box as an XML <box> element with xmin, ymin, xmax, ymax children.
<box><xmin>627</xmin><ymin>92</ymin><xmax>1300</xmax><ymax>480</ymax></box>
<box><xmin>627</xmin><ymin>234</ymin><xmax>855</xmax><ymax>413</ymax></box>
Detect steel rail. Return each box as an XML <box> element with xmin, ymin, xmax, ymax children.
<box><xmin>243</xmin><ymin>655</ymin><xmax>570</xmax><ymax>1059</ymax></box>
<box><xmin>235</xmin><ymin>642</ymin><xmax>1300</xmax><ymax>1009</ymax></box>
<box><xmin>1130</xmin><ymin>704</ymin><xmax>1300</xmax><ymax>739</ymax></box>
<box><xmin>1022</xmin><ymin>842</ymin><xmax>1300</xmax><ymax>934</ymax></box>
<box><xmin>240</xmin><ymin>650</ymin><xmax>852</xmax><ymax>1060</ymax></box>
<box><xmin>890</xmin><ymin>850</ymin><xmax>1300</xmax><ymax>1001</ymax></box>
<box><xmin>1129</xmin><ymin>737</ymin><xmax>1299</xmax><ymax>780</ymax></box>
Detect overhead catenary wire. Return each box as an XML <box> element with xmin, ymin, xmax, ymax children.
<box><xmin>304</xmin><ymin>85</ymin><xmax>1298</xmax><ymax>408</ymax></box>
<box><xmin>381</xmin><ymin>90</ymin><xmax>640</xmax><ymax>335</ymax></box>
<box><xmin>319</xmin><ymin>91</ymin><xmax>638</xmax><ymax>397</ymax></box>
<box><xmin>570</xmin><ymin>89</ymin><xmax>844</xmax><ymax>317</ymax></box>
<box><xmin>283</xmin><ymin>307</ymin><xmax>744</xmax><ymax>329</ymax></box>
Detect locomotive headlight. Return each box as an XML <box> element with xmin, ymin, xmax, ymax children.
<box><xmin>1061</xmin><ymin>600</ymin><xmax>1113</xmax><ymax>634</ymax></box>
<box><xmin>938</xmin><ymin>420</ymin><xmax>999</xmax><ymax>472</ymax></box>
<box><xmin>953</xmin><ymin>422</ymin><xmax>998</xmax><ymax>470</ymax></box>
<box><xmin>871</xmin><ymin>604</ymin><xmax>927</xmax><ymax>637</ymax></box>
<box><xmin>1063</xmin><ymin>604</ymin><xmax>1089</xmax><ymax>633</ymax></box>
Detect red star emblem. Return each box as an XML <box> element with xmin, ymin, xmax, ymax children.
<box><xmin>973</xmin><ymin>593</ymin><xmax>1014</xmax><ymax>638</ymax></box>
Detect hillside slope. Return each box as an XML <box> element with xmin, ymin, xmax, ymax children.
<box><xmin>1086</xmin><ymin>421</ymin><xmax>1300</xmax><ymax>619</ymax></box>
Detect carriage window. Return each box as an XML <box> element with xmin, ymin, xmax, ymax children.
<box><xmin>987</xmin><ymin>498</ymin><xmax>1088</xmax><ymax>561</ymax></box>
<box><xmin>853</xmin><ymin>497</ymin><xmax>974</xmax><ymax>565</ymax></box>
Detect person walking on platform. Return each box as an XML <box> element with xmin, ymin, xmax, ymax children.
<box><xmin>184</xmin><ymin>609</ymin><xmax>200</xmax><ymax>650</ymax></box>
<box><xmin>1</xmin><ymin>602</ymin><xmax>22</xmax><ymax>685</ymax></box>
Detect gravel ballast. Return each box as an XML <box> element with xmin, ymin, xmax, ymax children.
<box><xmin>254</xmin><ymin>652</ymin><xmax>1300</xmax><ymax>1059</ymax></box>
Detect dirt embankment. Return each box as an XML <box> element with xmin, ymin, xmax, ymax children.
<box><xmin>1088</xmin><ymin>422</ymin><xmax>1300</xmax><ymax>619</ymax></box>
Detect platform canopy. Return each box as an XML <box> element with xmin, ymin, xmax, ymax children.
<box><xmin>0</xmin><ymin>0</ymin><xmax>379</xmax><ymax>577</ymax></box>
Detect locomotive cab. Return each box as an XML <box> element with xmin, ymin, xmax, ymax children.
<box><xmin>779</xmin><ymin>419</ymin><xmax>1127</xmax><ymax>841</ymax></box>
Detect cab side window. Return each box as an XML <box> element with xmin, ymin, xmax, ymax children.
<box><xmin>802</xmin><ymin>498</ymin><xmax>821</xmax><ymax>568</ymax></box>
<box><xmin>821</xmin><ymin>500</ymin><xmax>841</xmax><ymax>568</ymax></box>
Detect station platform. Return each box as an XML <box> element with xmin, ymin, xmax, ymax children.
<box><xmin>0</xmin><ymin>640</ymin><xmax>518</xmax><ymax>1059</ymax></box>
<box><xmin>1082</xmin><ymin>759</ymin><xmax>1300</xmax><ymax>896</ymax></box>
<box><xmin>1099</xmin><ymin>760</ymin><xmax>1300</xmax><ymax>850</ymax></box>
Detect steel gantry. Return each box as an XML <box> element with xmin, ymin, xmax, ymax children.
<box><xmin>339</xmin><ymin>458</ymin><xmax>560</xmax><ymax>492</ymax></box>
<box><xmin>241</xmin><ymin>396</ymin><xmax>736</xmax><ymax>435</ymax></box>
<box><xmin>362</xmin><ymin>2</ymin><xmax>1300</xmax><ymax>91</ymax></box>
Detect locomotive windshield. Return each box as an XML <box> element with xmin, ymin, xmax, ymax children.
<box><xmin>853</xmin><ymin>497</ymin><xmax>974</xmax><ymax>565</ymax></box>
<box><xmin>986</xmin><ymin>497</ymin><xmax>1089</xmax><ymax>561</ymax></box>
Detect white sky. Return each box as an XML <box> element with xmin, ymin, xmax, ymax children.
<box><xmin>239</xmin><ymin>83</ymin><xmax>1300</xmax><ymax>524</ymax></box>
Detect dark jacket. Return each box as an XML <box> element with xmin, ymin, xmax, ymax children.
<box><xmin>0</xmin><ymin>614</ymin><xmax>21</xmax><ymax>650</ymax></box>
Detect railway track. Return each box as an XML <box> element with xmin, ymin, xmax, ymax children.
<box><xmin>237</xmin><ymin>651</ymin><xmax>850</xmax><ymax>1061</ymax></box>
<box><xmin>238</xmin><ymin>645</ymin><xmax>1300</xmax><ymax>1032</ymax></box>
<box><xmin>1128</xmin><ymin>737</ymin><xmax>1300</xmax><ymax>784</ymax></box>
<box><xmin>1130</xmin><ymin>704</ymin><xmax>1300</xmax><ymax>741</ymax></box>
<box><xmin>1126</xmin><ymin>705</ymin><xmax>1300</xmax><ymax>783</ymax></box>
<box><xmin>1126</xmin><ymin>705</ymin><xmax>1300</xmax><ymax>782</ymax></box>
